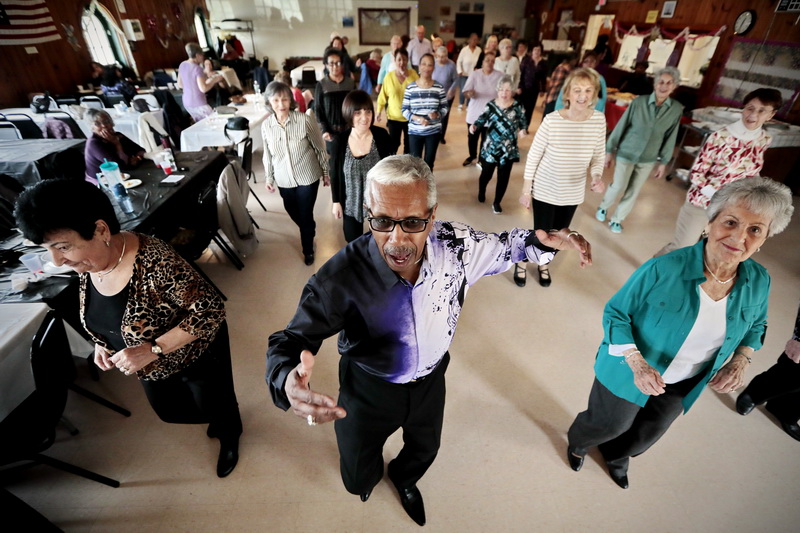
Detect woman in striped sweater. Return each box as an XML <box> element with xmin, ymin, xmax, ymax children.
<box><xmin>262</xmin><ymin>81</ymin><xmax>330</xmax><ymax>265</ymax></box>
<box><xmin>517</xmin><ymin>68</ymin><xmax>606</xmax><ymax>287</ymax></box>
<box><xmin>402</xmin><ymin>53</ymin><xmax>448</xmax><ymax>170</ymax></box>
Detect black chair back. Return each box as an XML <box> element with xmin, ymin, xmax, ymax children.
<box><xmin>0</xmin><ymin>121</ymin><xmax>22</xmax><ymax>140</ymax></box>
<box><xmin>154</xmin><ymin>89</ymin><xmax>190</xmax><ymax>150</ymax></box>
<box><xmin>300</xmin><ymin>66</ymin><xmax>317</xmax><ymax>89</ymax></box>
<box><xmin>240</xmin><ymin>137</ymin><xmax>253</xmax><ymax>177</ymax></box>
<box><xmin>0</xmin><ymin>174</ymin><xmax>23</xmax><ymax>239</ymax></box>
<box><xmin>0</xmin><ymin>113</ymin><xmax>43</xmax><ymax>139</ymax></box>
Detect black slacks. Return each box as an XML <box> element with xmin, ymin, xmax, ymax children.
<box><xmin>342</xmin><ymin>214</ymin><xmax>365</xmax><ymax>243</ymax></box>
<box><xmin>278</xmin><ymin>180</ymin><xmax>320</xmax><ymax>256</ymax></box>
<box><xmin>386</xmin><ymin>119</ymin><xmax>409</xmax><ymax>155</ymax></box>
<box><xmin>568</xmin><ymin>374</ymin><xmax>704</xmax><ymax>474</ymax></box>
<box><xmin>531</xmin><ymin>199</ymin><xmax>578</xmax><ymax>231</ymax></box>
<box><xmin>334</xmin><ymin>353</ymin><xmax>450</xmax><ymax>494</ymax></box>
<box><xmin>466</xmin><ymin>124</ymin><xmax>485</xmax><ymax>160</ymax></box>
<box><xmin>140</xmin><ymin>322</ymin><xmax>243</xmax><ymax>442</ymax></box>
<box><xmin>742</xmin><ymin>352</ymin><xmax>800</xmax><ymax>421</ymax></box>
<box><xmin>478</xmin><ymin>161</ymin><xmax>513</xmax><ymax>207</ymax></box>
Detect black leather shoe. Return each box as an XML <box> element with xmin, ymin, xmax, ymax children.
<box><xmin>304</xmin><ymin>253</ymin><xmax>314</xmax><ymax>266</ymax></box>
<box><xmin>440</xmin><ymin>138</ymin><xmax>446</xmax><ymax>145</ymax></box>
<box><xmin>395</xmin><ymin>484</ymin><xmax>426</xmax><ymax>526</ymax></box>
<box><xmin>360</xmin><ymin>490</ymin><xmax>372</xmax><ymax>502</ymax></box>
<box><xmin>513</xmin><ymin>264</ymin><xmax>526</xmax><ymax>287</ymax></box>
<box><xmin>462</xmin><ymin>157</ymin><xmax>474</xmax><ymax>167</ymax></box>
<box><xmin>736</xmin><ymin>392</ymin><xmax>757</xmax><ymax>415</ymax></box>
<box><xmin>567</xmin><ymin>447</ymin><xmax>584</xmax><ymax>472</ymax></box>
<box><xmin>216</xmin><ymin>439</ymin><xmax>239</xmax><ymax>478</ymax></box>
<box><xmin>609</xmin><ymin>470</ymin><xmax>629</xmax><ymax>489</ymax></box>
<box><xmin>766</xmin><ymin>404</ymin><xmax>800</xmax><ymax>441</ymax></box>
<box><xmin>538</xmin><ymin>267</ymin><xmax>551</xmax><ymax>287</ymax></box>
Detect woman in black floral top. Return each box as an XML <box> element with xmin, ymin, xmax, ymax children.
<box><xmin>470</xmin><ymin>74</ymin><xmax>528</xmax><ymax>215</ymax></box>
<box><xmin>15</xmin><ymin>179</ymin><xmax>242</xmax><ymax>478</ymax></box>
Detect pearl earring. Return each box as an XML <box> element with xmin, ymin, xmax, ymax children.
<box><xmin>105</xmin><ymin>240</ymin><xmax>110</xmax><ymax>247</ymax></box>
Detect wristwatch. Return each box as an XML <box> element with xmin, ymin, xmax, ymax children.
<box><xmin>150</xmin><ymin>341</ymin><xmax>163</xmax><ymax>357</ymax></box>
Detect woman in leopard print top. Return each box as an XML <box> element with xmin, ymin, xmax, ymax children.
<box><xmin>15</xmin><ymin>179</ymin><xmax>243</xmax><ymax>478</ymax></box>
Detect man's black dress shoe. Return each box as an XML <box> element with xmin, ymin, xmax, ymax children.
<box><xmin>394</xmin><ymin>484</ymin><xmax>426</xmax><ymax>526</ymax></box>
<box><xmin>216</xmin><ymin>439</ymin><xmax>239</xmax><ymax>478</ymax></box>
<box><xmin>736</xmin><ymin>392</ymin><xmax>757</xmax><ymax>415</ymax></box>
<box><xmin>766</xmin><ymin>404</ymin><xmax>800</xmax><ymax>442</ymax></box>
<box><xmin>360</xmin><ymin>490</ymin><xmax>371</xmax><ymax>502</ymax></box>
<box><xmin>609</xmin><ymin>470</ymin><xmax>629</xmax><ymax>489</ymax></box>
<box><xmin>567</xmin><ymin>447</ymin><xmax>584</xmax><ymax>472</ymax></box>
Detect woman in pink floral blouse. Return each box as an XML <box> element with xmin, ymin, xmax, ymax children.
<box><xmin>655</xmin><ymin>88</ymin><xmax>782</xmax><ymax>257</ymax></box>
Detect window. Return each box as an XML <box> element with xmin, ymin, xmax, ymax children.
<box><xmin>194</xmin><ymin>8</ymin><xmax>212</xmax><ymax>50</ymax></box>
<box><xmin>81</xmin><ymin>4</ymin><xmax>137</xmax><ymax>73</ymax></box>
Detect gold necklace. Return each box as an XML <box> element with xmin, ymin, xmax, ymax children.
<box><xmin>703</xmin><ymin>255</ymin><xmax>736</xmax><ymax>284</ymax></box>
<box><xmin>97</xmin><ymin>233</ymin><xmax>126</xmax><ymax>283</ymax></box>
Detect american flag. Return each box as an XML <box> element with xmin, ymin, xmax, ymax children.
<box><xmin>0</xmin><ymin>0</ymin><xmax>61</xmax><ymax>46</ymax></box>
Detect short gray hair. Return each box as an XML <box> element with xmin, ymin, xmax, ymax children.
<box><xmin>497</xmin><ymin>74</ymin><xmax>518</xmax><ymax>92</ymax></box>
<box><xmin>365</xmin><ymin>155</ymin><xmax>437</xmax><ymax>211</ymax></box>
<box><xmin>85</xmin><ymin>108</ymin><xmax>112</xmax><ymax>126</ymax></box>
<box><xmin>707</xmin><ymin>177</ymin><xmax>794</xmax><ymax>236</ymax></box>
<box><xmin>654</xmin><ymin>66</ymin><xmax>681</xmax><ymax>85</ymax></box>
<box><xmin>264</xmin><ymin>81</ymin><xmax>297</xmax><ymax>112</ymax></box>
<box><xmin>436</xmin><ymin>46</ymin><xmax>448</xmax><ymax>55</ymax></box>
<box><xmin>185</xmin><ymin>42</ymin><xmax>203</xmax><ymax>58</ymax></box>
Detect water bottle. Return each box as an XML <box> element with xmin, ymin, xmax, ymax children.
<box><xmin>254</xmin><ymin>80</ymin><xmax>260</xmax><ymax>96</ymax></box>
<box><xmin>160</xmin><ymin>138</ymin><xmax>178</xmax><ymax>174</ymax></box>
<box><xmin>99</xmin><ymin>159</ymin><xmax>134</xmax><ymax>214</ymax></box>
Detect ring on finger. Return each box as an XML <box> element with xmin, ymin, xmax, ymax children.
<box><xmin>307</xmin><ymin>414</ymin><xmax>317</xmax><ymax>426</ymax></box>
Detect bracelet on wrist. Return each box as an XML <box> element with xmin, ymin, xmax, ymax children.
<box><xmin>734</xmin><ymin>351</ymin><xmax>752</xmax><ymax>364</ymax></box>
<box><xmin>567</xmin><ymin>231</ymin><xmax>580</xmax><ymax>240</ymax></box>
<box><xmin>624</xmin><ymin>350</ymin><xmax>641</xmax><ymax>360</ymax></box>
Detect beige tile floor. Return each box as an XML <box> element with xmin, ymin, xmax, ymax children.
<box><xmin>5</xmin><ymin>104</ymin><xmax>800</xmax><ymax>532</ymax></box>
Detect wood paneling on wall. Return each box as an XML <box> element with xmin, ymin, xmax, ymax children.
<box><xmin>0</xmin><ymin>0</ymin><xmax>208</xmax><ymax>108</ymax></box>
<box><xmin>524</xmin><ymin>0</ymin><xmax>800</xmax><ymax>124</ymax></box>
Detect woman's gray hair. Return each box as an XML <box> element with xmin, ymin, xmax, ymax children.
<box><xmin>497</xmin><ymin>74</ymin><xmax>518</xmax><ymax>92</ymax></box>
<box><xmin>85</xmin><ymin>108</ymin><xmax>111</xmax><ymax>126</ymax></box>
<box><xmin>185</xmin><ymin>42</ymin><xmax>203</xmax><ymax>58</ymax></box>
<box><xmin>365</xmin><ymin>155</ymin><xmax>437</xmax><ymax>211</ymax></box>
<box><xmin>707</xmin><ymin>177</ymin><xmax>794</xmax><ymax>236</ymax></box>
<box><xmin>654</xmin><ymin>66</ymin><xmax>681</xmax><ymax>85</ymax></box>
<box><xmin>436</xmin><ymin>46</ymin><xmax>448</xmax><ymax>55</ymax></box>
<box><xmin>263</xmin><ymin>81</ymin><xmax>297</xmax><ymax>112</ymax></box>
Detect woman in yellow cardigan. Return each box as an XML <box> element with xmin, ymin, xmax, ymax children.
<box><xmin>377</xmin><ymin>48</ymin><xmax>418</xmax><ymax>154</ymax></box>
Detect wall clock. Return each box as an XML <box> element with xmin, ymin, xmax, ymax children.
<box><xmin>734</xmin><ymin>10</ymin><xmax>756</xmax><ymax>35</ymax></box>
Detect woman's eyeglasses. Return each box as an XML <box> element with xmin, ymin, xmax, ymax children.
<box><xmin>328</xmin><ymin>61</ymin><xmax>343</xmax><ymax>67</ymax></box>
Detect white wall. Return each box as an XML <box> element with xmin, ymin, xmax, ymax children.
<box><xmin>206</xmin><ymin>0</ymin><xmax>419</xmax><ymax>69</ymax></box>
<box><xmin>418</xmin><ymin>0</ymin><xmax>527</xmax><ymax>46</ymax></box>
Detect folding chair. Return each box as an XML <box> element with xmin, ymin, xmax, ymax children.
<box><xmin>133</xmin><ymin>94</ymin><xmax>160</xmax><ymax>109</ymax></box>
<box><xmin>0</xmin><ymin>121</ymin><xmax>22</xmax><ymax>140</ymax></box>
<box><xmin>0</xmin><ymin>113</ymin><xmax>43</xmax><ymax>139</ymax></box>
<box><xmin>80</xmin><ymin>95</ymin><xmax>105</xmax><ymax>109</ymax></box>
<box><xmin>300</xmin><ymin>66</ymin><xmax>317</xmax><ymax>90</ymax></box>
<box><xmin>238</xmin><ymin>137</ymin><xmax>266</xmax><ymax>213</ymax></box>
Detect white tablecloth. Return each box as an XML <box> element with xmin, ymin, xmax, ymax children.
<box><xmin>180</xmin><ymin>100</ymin><xmax>270</xmax><ymax>152</ymax></box>
<box><xmin>0</xmin><ymin>303</ymin><xmax>46</xmax><ymax>420</ymax></box>
<box><xmin>290</xmin><ymin>60</ymin><xmax>325</xmax><ymax>86</ymax></box>
<box><xmin>0</xmin><ymin>302</ymin><xmax>94</xmax><ymax>420</ymax></box>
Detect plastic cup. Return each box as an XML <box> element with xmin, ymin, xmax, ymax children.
<box><xmin>20</xmin><ymin>252</ymin><xmax>44</xmax><ymax>273</ymax></box>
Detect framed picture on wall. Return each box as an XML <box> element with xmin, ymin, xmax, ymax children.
<box><xmin>661</xmin><ymin>1</ymin><xmax>677</xmax><ymax>19</ymax></box>
<box><xmin>440</xmin><ymin>7</ymin><xmax>451</xmax><ymax>16</ymax></box>
<box><xmin>459</xmin><ymin>2</ymin><xmax>470</xmax><ymax>12</ymax></box>
<box><xmin>474</xmin><ymin>3</ymin><xmax>485</xmax><ymax>13</ymax></box>
<box><xmin>358</xmin><ymin>8</ymin><xmax>410</xmax><ymax>45</ymax></box>
<box><xmin>122</xmin><ymin>19</ymin><xmax>145</xmax><ymax>41</ymax></box>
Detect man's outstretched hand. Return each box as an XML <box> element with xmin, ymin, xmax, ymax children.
<box><xmin>535</xmin><ymin>228</ymin><xmax>592</xmax><ymax>268</ymax></box>
<box><xmin>284</xmin><ymin>350</ymin><xmax>347</xmax><ymax>425</ymax></box>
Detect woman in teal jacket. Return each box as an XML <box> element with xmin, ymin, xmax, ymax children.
<box><xmin>567</xmin><ymin>177</ymin><xmax>793</xmax><ymax>489</ymax></box>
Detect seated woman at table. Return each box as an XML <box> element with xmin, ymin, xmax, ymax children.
<box><xmin>100</xmin><ymin>66</ymin><xmax>137</xmax><ymax>105</ymax></box>
<box><xmin>13</xmin><ymin>179</ymin><xmax>243</xmax><ymax>478</ymax></box>
<box><xmin>84</xmin><ymin>109</ymin><xmax>145</xmax><ymax>184</ymax></box>
<box><xmin>262</xmin><ymin>81</ymin><xmax>330</xmax><ymax>265</ymax></box>
<box><xmin>221</xmin><ymin>42</ymin><xmax>241</xmax><ymax>61</ymax></box>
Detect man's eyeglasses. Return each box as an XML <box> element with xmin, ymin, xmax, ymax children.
<box><xmin>367</xmin><ymin>212</ymin><xmax>432</xmax><ymax>233</ymax></box>
<box><xmin>327</xmin><ymin>61</ymin><xmax>343</xmax><ymax>67</ymax></box>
